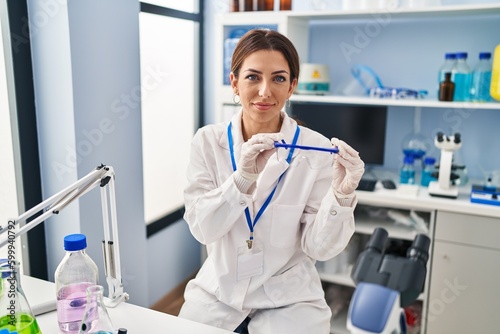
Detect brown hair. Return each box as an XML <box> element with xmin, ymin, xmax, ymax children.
<box><xmin>230</xmin><ymin>29</ymin><xmax>300</xmax><ymax>83</ymax></box>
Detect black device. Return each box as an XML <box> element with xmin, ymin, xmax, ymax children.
<box><xmin>289</xmin><ymin>102</ymin><xmax>388</xmax><ymax>166</ymax></box>
<box><xmin>382</xmin><ymin>179</ymin><xmax>397</xmax><ymax>189</ymax></box>
<box><xmin>356</xmin><ymin>179</ymin><xmax>378</xmax><ymax>191</ymax></box>
<box><xmin>350</xmin><ymin>227</ymin><xmax>430</xmax><ymax>307</ymax></box>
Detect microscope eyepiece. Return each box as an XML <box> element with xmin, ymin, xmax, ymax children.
<box><xmin>365</xmin><ymin>228</ymin><xmax>388</xmax><ymax>254</ymax></box>
<box><xmin>454</xmin><ymin>133</ymin><xmax>461</xmax><ymax>144</ymax></box>
<box><xmin>436</xmin><ymin>132</ymin><xmax>444</xmax><ymax>142</ymax></box>
<box><xmin>407</xmin><ymin>234</ymin><xmax>430</xmax><ymax>264</ymax></box>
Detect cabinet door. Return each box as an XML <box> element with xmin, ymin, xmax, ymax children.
<box><xmin>427</xmin><ymin>241</ymin><xmax>500</xmax><ymax>334</ymax></box>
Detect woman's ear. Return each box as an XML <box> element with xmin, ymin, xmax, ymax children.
<box><xmin>230</xmin><ymin>72</ymin><xmax>238</xmax><ymax>93</ymax></box>
<box><xmin>288</xmin><ymin>78</ymin><xmax>298</xmax><ymax>97</ymax></box>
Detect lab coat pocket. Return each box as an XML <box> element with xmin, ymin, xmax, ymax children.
<box><xmin>270</xmin><ymin>204</ymin><xmax>304</xmax><ymax>248</ymax></box>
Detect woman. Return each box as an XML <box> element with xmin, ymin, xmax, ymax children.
<box><xmin>178</xmin><ymin>29</ymin><xmax>365</xmax><ymax>333</ymax></box>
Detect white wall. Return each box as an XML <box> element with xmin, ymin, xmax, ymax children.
<box><xmin>27</xmin><ymin>0</ymin><xmax>149</xmax><ymax>307</ymax></box>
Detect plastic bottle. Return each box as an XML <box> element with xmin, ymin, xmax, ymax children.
<box><xmin>421</xmin><ymin>157</ymin><xmax>437</xmax><ymax>186</ymax></box>
<box><xmin>55</xmin><ymin>234</ymin><xmax>99</xmax><ymax>333</ymax></box>
<box><xmin>400</xmin><ymin>155</ymin><xmax>416</xmax><ymax>185</ymax></box>
<box><xmin>451</xmin><ymin>52</ymin><xmax>472</xmax><ymax>101</ymax></box>
<box><xmin>79</xmin><ymin>285</ymin><xmax>114</xmax><ymax>334</ymax></box>
<box><xmin>438</xmin><ymin>53</ymin><xmax>456</xmax><ymax>94</ymax></box>
<box><xmin>490</xmin><ymin>44</ymin><xmax>500</xmax><ymax>102</ymax></box>
<box><xmin>439</xmin><ymin>72</ymin><xmax>455</xmax><ymax>101</ymax></box>
<box><xmin>470</xmin><ymin>52</ymin><xmax>492</xmax><ymax>102</ymax></box>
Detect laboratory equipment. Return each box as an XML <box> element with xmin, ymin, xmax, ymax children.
<box><xmin>438</xmin><ymin>53</ymin><xmax>456</xmax><ymax>88</ymax></box>
<box><xmin>428</xmin><ymin>132</ymin><xmax>462</xmax><ymax>198</ymax></box>
<box><xmin>356</xmin><ymin>179</ymin><xmax>377</xmax><ymax>192</ymax></box>
<box><xmin>420</xmin><ymin>157</ymin><xmax>437</xmax><ymax>187</ymax></box>
<box><xmin>369</xmin><ymin>87</ymin><xmax>427</xmax><ymax>99</ymax></box>
<box><xmin>490</xmin><ymin>44</ymin><xmax>500</xmax><ymax>101</ymax></box>
<box><xmin>347</xmin><ymin>228</ymin><xmax>430</xmax><ymax>334</ymax></box>
<box><xmin>79</xmin><ymin>285</ymin><xmax>114</xmax><ymax>334</ymax></box>
<box><xmin>451</xmin><ymin>52</ymin><xmax>472</xmax><ymax>102</ymax></box>
<box><xmin>400</xmin><ymin>155</ymin><xmax>416</xmax><ymax>185</ymax></box>
<box><xmin>470</xmin><ymin>52</ymin><xmax>492</xmax><ymax>102</ymax></box>
<box><xmin>1</xmin><ymin>165</ymin><xmax>129</xmax><ymax>308</ymax></box>
<box><xmin>274</xmin><ymin>141</ymin><xmax>338</xmax><ymax>154</ymax></box>
<box><xmin>56</xmin><ymin>234</ymin><xmax>99</xmax><ymax>333</ymax></box>
<box><xmin>470</xmin><ymin>184</ymin><xmax>500</xmax><ymax>206</ymax></box>
<box><xmin>438</xmin><ymin>72</ymin><xmax>454</xmax><ymax>101</ymax></box>
<box><xmin>337</xmin><ymin>65</ymin><xmax>384</xmax><ymax>97</ymax></box>
<box><xmin>296</xmin><ymin>63</ymin><xmax>330</xmax><ymax>95</ymax></box>
<box><xmin>0</xmin><ymin>260</ymin><xmax>42</xmax><ymax>334</ymax></box>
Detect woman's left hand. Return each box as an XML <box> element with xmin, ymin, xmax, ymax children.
<box><xmin>331</xmin><ymin>137</ymin><xmax>365</xmax><ymax>197</ymax></box>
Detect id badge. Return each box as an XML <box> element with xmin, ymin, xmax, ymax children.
<box><xmin>237</xmin><ymin>241</ymin><xmax>263</xmax><ymax>281</ymax></box>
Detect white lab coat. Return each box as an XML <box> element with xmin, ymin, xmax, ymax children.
<box><xmin>180</xmin><ymin>110</ymin><xmax>356</xmax><ymax>332</ymax></box>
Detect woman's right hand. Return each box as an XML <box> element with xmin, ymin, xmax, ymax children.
<box><xmin>238</xmin><ymin>133</ymin><xmax>283</xmax><ymax>176</ymax></box>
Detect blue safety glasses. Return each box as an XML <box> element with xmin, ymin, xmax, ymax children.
<box><xmin>274</xmin><ymin>140</ymin><xmax>338</xmax><ymax>169</ymax></box>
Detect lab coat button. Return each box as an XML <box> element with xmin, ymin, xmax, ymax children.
<box><xmin>240</xmin><ymin>201</ymin><xmax>246</xmax><ymax>206</ymax></box>
<box><xmin>330</xmin><ymin>210</ymin><xmax>337</xmax><ymax>216</ymax></box>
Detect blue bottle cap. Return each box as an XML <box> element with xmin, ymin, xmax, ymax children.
<box><xmin>455</xmin><ymin>52</ymin><xmax>468</xmax><ymax>59</ymax></box>
<box><xmin>444</xmin><ymin>53</ymin><xmax>456</xmax><ymax>59</ymax></box>
<box><xmin>404</xmin><ymin>155</ymin><xmax>415</xmax><ymax>164</ymax></box>
<box><xmin>479</xmin><ymin>52</ymin><xmax>491</xmax><ymax>60</ymax></box>
<box><xmin>64</xmin><ymin>234</ymin><xmax>87</xmax><ymax>251</ymax></box>
<box><xmin>424</xmin><ymin>157</ymin><xmax>436</xmax><ymax>165</ymax></box>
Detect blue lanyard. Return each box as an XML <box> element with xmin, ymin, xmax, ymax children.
<box><xmin>228</xmin><ymin>122</ymin><xmax>300</xmax><ymax>247</ymax></box>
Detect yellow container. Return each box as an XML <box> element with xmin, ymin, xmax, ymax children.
<box><xmin>491</xmin><ymin>44</ymin><xmax>500</xmax><ymax>101</ymax></box>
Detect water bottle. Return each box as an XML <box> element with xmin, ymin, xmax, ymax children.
<box><xmin>55</xmin><ymin>234</ymin><xmax>99</xmax><ymax>333</ymax></box>
<box><xmin>451</xmin><ymin>52</ymin><xmax>472</xmax><ymax>102</ymax></box>
<box><xmin>421</xmin><ymin>157</ymin><xmax>437</xmax><ymax>187</ymax></box>
<box><xmin>437</xmin><ymin>52</ymin><xmax>456</xmax><ymax>96</ymax></box>
<box><xmin>400</xmin><ymin>155</ymin><xmax>416</xmax><ymax>185</ymax></box>
<box><xmin>470</xmin><ymin>52</ymin><xmax>492</xmax><ymax>102</ymax></box>
<box><xmin>490</xmin><ymin>44</ymin><xmax>500</xmax><ymax>102</ymax></box>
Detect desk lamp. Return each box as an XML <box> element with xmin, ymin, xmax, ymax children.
<box><xmin>347</xmin><ymin>228</ymin><xmax>430</xmax><ymax>334</ymax></box>
<box><xmin>0</xmin><ymin>164</ymin><xmax>129</xmax><ymax>308</ymax></box>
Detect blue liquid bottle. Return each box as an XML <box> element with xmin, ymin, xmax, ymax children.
<box><xmin>421</xmin><ymin>157</ymin><xmax>437</xmax><ymax>187</ymax></box>
<box><xmin>400</xmin><ymin>155</ymin><xmax>416</xmax><ymax>185</ymax></box>
<box><xmin>437</xmin><ymin>53</ymin><xmax>456</xmax><ymax>96</ymax></box>
<box><xmin>470</xmin><ymin>52</ymin><xmax>492</xmax><ymax>102</ymax></box>
<box><xmin>451</xmin><ymin>52</ymin><xmax>472</xmax><ymax>102</ymax></box>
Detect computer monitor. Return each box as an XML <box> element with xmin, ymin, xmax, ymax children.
<box><xmin>289</xmin><ymin>102</ymin><xmax>388</xmax><ymax>166</ymax></box>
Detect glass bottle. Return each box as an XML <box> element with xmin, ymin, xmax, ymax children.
<box><xmin>470</xmin><ymin>52</ymin><xmax>492</xmax><ymax>102</ymax></box>
<box><xmin>0</xmin><ymin>260</ymin><xmax>42</xmax><ymax>334</ymax></box>
<box><xmin>400</xmin><ymin>155</ymin><xmax>416</xmax><ymax>185</ymax></box>
<box><xmin>55</xmin><ymin>234</ymin><xmax>99</xmax><ymax>333</ymax></box>
<box><xmin>437</xmin><ymin>52</ymin><xmax>456</xmax><ymax>97</ymax></box>
<box><xmin>280</xmin><ymin>0</ymin><xmax>292</xmax><ymax>10</ymax></box>
<box><xmin>439</xmin><ymin>72</ymin><xmax>455</xmax><ymax>101</ymax></box>
<box><xmin>79</xmin><ymin>285</ymin><xmax>114</xmax><ymax>334</ymax></box>
<box><xmin>451</xmin><ymin>52</ymin><xmax>472</xmax><ymax>102</ymax></box>
<box><xmin>421</xmin><ymin>157</ymin><xmax>437</xmax><ymax>187</ymax></box>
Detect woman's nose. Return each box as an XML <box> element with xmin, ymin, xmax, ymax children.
<box><xmin>258</xmin><ymin>80</ymin><xmax>271</xmax><ymax>98</ymax></box>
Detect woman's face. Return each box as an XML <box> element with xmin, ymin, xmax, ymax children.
<box><xmin>231</xmin><ymin>50</ymin><xmax>297</xmax><ymax>126</ymax></box>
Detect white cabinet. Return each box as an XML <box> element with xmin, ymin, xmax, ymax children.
<box><xmin>427</xmin><ymin>211</ymin><xmax>500</xmax><ymax>333</ymax></box>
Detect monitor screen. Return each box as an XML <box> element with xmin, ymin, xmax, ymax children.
<box><xmin>289</xmin><ymin>102</ymin><xmax>388</xmax><ymax>166</ymax></box>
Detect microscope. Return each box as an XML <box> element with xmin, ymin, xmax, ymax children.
<box><xmin>428</xmin><ymin>131</ymin><xmax>463</xmax><ymax>198</ymax></box>
<box><xmin>347</xmin><ymin>228</ymin><xmax>430</xmax><ymax>334</ymax></box>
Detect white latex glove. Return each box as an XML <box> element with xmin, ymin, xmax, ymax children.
<box><xmin>239</xmin><ymin>133</ymin><xmax>283</xmax><ymax>176</ymax></box>
<box><xmin>331</xmin><ymin>137</ymin><xmax>365</xmax><ymax>197</ymax></box>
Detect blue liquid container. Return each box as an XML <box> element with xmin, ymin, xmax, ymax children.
<box><xmin>421</xmin><ymin>157</ymin><xmax>437</xmax><ymax>187</ymax></box>
<box><xmin>438</xmin><ymin>53</ymin><xmax>456</xmax><ymax>96</ymax></box>
<box><xmin>400</xmin><ymin>155</ymin><xmax>416</xmax><ymax>185</ymax></box>
<box><xmin>470</xmin><ymin>52</ymin><xmax>492</xmax><ymax>102</ymax></box>
<box><xmin>451</xmin><ymin>52</ymin><xmax>472</xmax><ymax>101</ymax></box>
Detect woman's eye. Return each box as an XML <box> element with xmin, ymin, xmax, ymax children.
<box><xmin>274</xmin><ymin>76</ymin><xmax>286</xmax><ymax>83</ymax></box>
<box><xmin>246</xmin><ymin>74</ymin><xmax>258</xmax><ymax>81</ymax></box>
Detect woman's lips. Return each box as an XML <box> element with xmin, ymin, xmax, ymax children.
<box><xmin>254</xmin><ymin>102</ymin><xmax>274</xmax><ymax>111</ymax></box>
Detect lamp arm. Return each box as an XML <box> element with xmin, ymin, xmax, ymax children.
<box><xmin>2</xmin><ymin>164</ymin><xmax>128</xmax><ymax>307</ymax></box>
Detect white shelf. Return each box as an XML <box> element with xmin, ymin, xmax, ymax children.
<box><xmin>291</xmin><ymin>94</ymin><xmax>500</xmax><ymax>110</ymax></box>
<box><xmin>320</xmin><ymin>271</ymin><xmax>355</xmax><ymax>287</ymax></box>
<box><xmin>355</xmin><ymin>216</ymin><xmax>424</xmax><ymax>241</ymax></box>
<box><xmin>222</xmin><ymin>3</ymin><xmax>500</xmax><ymax>22</ymax></box>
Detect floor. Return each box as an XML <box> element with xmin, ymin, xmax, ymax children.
<box><xmin>149</xmin><ymin>273</ymin><xmax>194</xmax><ymax>316</ymax></box>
